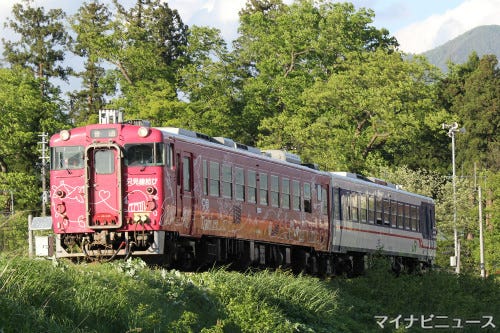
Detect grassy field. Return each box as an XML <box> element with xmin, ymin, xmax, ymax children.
<box><xmin>0</xmin><ymin>253</ymin><xmax>498</xmax><ymax>333</ymax></box>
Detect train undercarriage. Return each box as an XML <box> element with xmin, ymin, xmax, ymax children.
<box><xmin>57</xmin><ymin>230</ymin><xmax>426</xmax><ymax>276</ymax></box>
<box><xmin>56</xmin><ymin>229</ymin><xmax>165</xmax><ymax>261</ymax></box>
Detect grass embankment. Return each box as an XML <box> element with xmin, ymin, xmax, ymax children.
<box><xmin>0</xmin><ymin>254</ymin><xmax>498</xmax><ymax>332</ymax></box>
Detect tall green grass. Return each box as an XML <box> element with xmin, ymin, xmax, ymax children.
<box><xmin>1</xmin><ymin>254</ymin><xmax>499</xmax><ymax>332</ymax></box>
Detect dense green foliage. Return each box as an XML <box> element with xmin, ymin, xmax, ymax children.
<box><xmin>0</xmin><ymin>255</ymin><xmax>499</xmax><ymax>332</ymax></box>
<box><xmin>0</xmin><ymin>0</ymin><xmax>498</xmax><ymax>276</ymax></box>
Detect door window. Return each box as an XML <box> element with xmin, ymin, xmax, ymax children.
<box><xmin>95</xmin><ymin>150</ymin><xmax>114</xmax><ymax>174</ymax></box>
<box><xmin>183</xmin><ymin>156</ymin><xmax>192</xmax><ymax>192</ymax></box>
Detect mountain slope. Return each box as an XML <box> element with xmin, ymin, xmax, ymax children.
<box><xmin>422</xmin><ymin>25</ymin><xmax>500</xmax><ymax>71</ymax></box>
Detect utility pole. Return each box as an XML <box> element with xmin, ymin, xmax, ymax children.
<box><xmin>478</xmin><ymin>185</ymin><xmax>486</xmax><ymax>278</ymax></box>
<box><xmin>442</xmin><ymin>122</ymin><xmax>465</xmax><ymax>274</ymax></box>
<box><xmin>38</xmin><ymin>133</ymin><xmax>49</xmax><ymax>216</ymax></box>
<box><xmin>474</xmin><ymin>163</ymin><xmax>486</xmax><ymax>278</ymax></box>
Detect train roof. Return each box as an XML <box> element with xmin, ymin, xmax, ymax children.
<box><xmin>157</xmin><ymin>126</ymin><xmax>324</xmax><ymax>173</ymax></box>
<box><xmin>156</xmin><ymin>126</ymin><xmax>434</xmax><ymax>203</ymax></box>
<box><xmin>329</xmin><ymin>171</ymin><xmax>434</xmax><ymax>203</ymax></box>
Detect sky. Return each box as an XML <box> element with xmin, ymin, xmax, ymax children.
<box><xmin>1</xmin><ymin>0</ymin><xmax>499</xmax><ymax>54</ymax></box>
<box><xmin>166</xmin><ymin>0</ymin><xmax>500</xmax><ymax>53</ymax></box>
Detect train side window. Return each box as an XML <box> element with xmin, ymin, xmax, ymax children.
<box><xmin>429</xmin><ymin>207</ymin><xmax>436</xmax><ymax>235</ymax></box>
<box><xmin>282</xmin><ymin>178</ymin><xmax>290</xmax><ymax>209</ymax></box>
<box><xmin>209</xmin><ymin>161</ymin><xmax>220</xmax><ymax>197</ymax></box>
<box><xmin>124</xmin><ymin>143</ymin><xmax>164</xmax><ymax>166</ymax></box>
<box><xmin>176</xmin><ymin>153</ymin><xmax>181</xmax><ymax>186</ymax></box>
<box><xmin>183</xmin><ymin>156</ymin><xmax>192</xmax><ymax>192</ymax></box>
<box><xmin>333</xmin><ymin>187</ymin><xmax>341</xmax><ymax>221</ymax></box>
<box><xmin>167</xmin><ymin>143</ymin><xmax>174</xmax><ymax>169</ymax></box>
<box><xmin>235</xmin><ymin>167</ymin><xmax>245</xmax><ymax>201</ymax></box>
<box><xmin>397</xmin><ymin>202</ymin><xmax>404</xmax><ymax>229</ymax></box>
<box><xmin>359</xmin><ymin>194</ymin><xmax>367</xmax><ymax>223</ymax></box>
<box><xmin>304</xmin><ymin>182</ymin><xmax>311</xmax><ymax>213</ymax></box>
<box><xmin>322</xmin><ymin>188</ymin><xmax>328</xmax><ymax>216</ymax></box>
<box><xmin>351</xmin><ymin>192</ymin><xmax>359</xmax><ymax>222</ymax></box>
<box><xmin>341</xmin><ymin>191</ymin><xmax>350</xmax><ymax>221</ymax></box>
<box><xmin>383</xmin><ymin>199</ymin><xmax>391</xmax><ymax>226</ymax></box>
<box><xmin>292</xmin><ymin>180</ymin><xmax>301</xmax><ymax>211</ymax></box>
<box><xmin>416</xmin><ymin>206</ymin><xmax>421</xmax><ymax>232</ymax></box>
<box><xmin>430</xmin><ymin>207</ymin><xmax>436</xmax><ymax>238</ymax></box>
<box><xmin>247</xmin><ymin>170</ymin><xmax>257</xmax><ymax>203</ymax></box>
<box><xmin>153</xmin><ymin>143</ymin><xmax>165</xmax><ymax>165</ymax></box>
<box><xmin>367</xmin><ymin>195</ymin><xmax>375</xmax><ymax>224</ymax></box>
<box><xmin>375</xmin><ymin>197</ymin><xmax>383</xmax><ymax>225</ymax></box>
<box><xmin>203</xmin><ymin>160</ymin><xmax>208</xmax><ymax>195</ymax></box>
<box><xmin>259</xmin><ymin>173</ymin><xmax>268</xmax><ymax>205</ymax></box>
<box><xmin>404</xmin><ymin>204</ymin><xmax>411</xmax><ymax>230</ymax></box>
<box><xmin>391</xmin><ymin>200</ymin><xmax>398</xmax><ymax>228</ymax></box>
<box><xmin>271</xmin><ymin>175</ymin><xmax>279</xmax><ymax>207</ymax></box>
<box><xmin>411</xmin><ymin>206</ymin><xmax>419</xmax><ymax>231</ymax></box>
<box><xmin>222</xmin><ymin>164</ymin><xmax>233</xmax><ymax>199</ymax></box>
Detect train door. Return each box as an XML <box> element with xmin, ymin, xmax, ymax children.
<box><xmin>420</xmin><ymin>202</ymin><xmax>432</xmax><ymax>257</ymax></box>
<box><xmin>176</xmin><ymin>150</ymin><xmax>195</xmax><ymax>234</ymax></box>
<box><xmin>86</xmin><ymin>144</ymin><xmax>123</xmax><ymax>228</ymax></box>
<box><xmin>330</xmin><ymin>187</ymin><xmax>341</xmax><ymax>251</ymax></box>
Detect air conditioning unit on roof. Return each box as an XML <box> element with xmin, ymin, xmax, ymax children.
<box><xmin>263</xmin><ymin>149</ymin><xmax>302</xmax><ymax>164</ymax></box>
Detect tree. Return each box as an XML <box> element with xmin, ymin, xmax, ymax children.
<box><xmin>82</xmin><ymin>0</ymin><xmax>188</xmax><ymax>124</ymax></box>
<box><xmin>0</xmin><ymin>67</ymin><xmax>65</xmax><ymax>174</ymax></box>
<box><xmin>433</xmin><ymin>53</ymin><xmax>500</xmax><ymax>274</ymax></box>
<box><xmin>2</xmin><ymin>0</ymin><xmax>70</xmax><ymax>97</ymax></box>
<box><xmin>176</xmin><ymin>26</ymin><xmax>243</xmax><ymax>138</ymax></box>
<box><xmin>234</xmin><ymin>0</ymin><xmax>398</xmax><ymax>145</ymax></box>
<box><xmin>437</xmin><ymin>53</ymin><xmax>500</xmax><ymax>174</ymax></box>
<box><xmin>0</xmin><ymin>173</ymin><xmax>39</xmax><ymax>214</ymax></box>
<box><xmin>68</xmin><ymin>1</ymin><xmax>114</xmax><ymax>125</ymax></box>
<box><xmin>259</xmin><ymin>50</ymin><xmax>439</xmax><ymax>173</ymax></box>
<box><xmin>483</xmin><ymin>171</ymin><xmax>500</xmax><ymax>275</ymax></box>
<box><xmin>455</xmin><ymin>55</ymin><xmax>500</xmax><ymax>172</ymax></box>
<box><xmin>66</xmin><ymin>0</ymin><xmax>190</xmax><ymax>125</ymax></box>
<box><xmin>107</xmin><ymin>0</ymin><xmax>188</xmax><ymax>86</ymax></box>
<box><xmin>0</xmin><ymin>67</ymin><xmax>66</xmax><ymax>215</ymax></box>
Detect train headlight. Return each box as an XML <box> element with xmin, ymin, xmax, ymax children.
<box><xmin>138</xmin><ymin>127</ymin><xmax>150</xmax><ymax>138</ymax></box>
<box><xmin>140</xmin><ymin>215</ymin><xmax>148</xmax><ymax>222</ymax></box>
<box><xmin>60</xmin><ymin>130</ymin><xmax>70</xmax><ymax>141</ymax></box>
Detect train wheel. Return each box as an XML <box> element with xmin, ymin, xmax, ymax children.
<box><xmin>391</xmin><ymin>257</ymin><xmax>403</xmax><ymax>276</ymax></box>
<box><xmin>269</xmin><ymin>245</ymin><xmax>284</xmax><ymax>268</ymax></box>
<box><xmin>291</xmin><ymin>248</ymin><xmax>307</xmax><ymax>274</ymax></box>
<box><xmin>351</xmin><ymin>253</ymin><xmax>365</xmax><ymax>276</ymax></box>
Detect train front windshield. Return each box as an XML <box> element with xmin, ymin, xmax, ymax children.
<box><xmin>124</xmin><ymin>143</ymin><xmax>165</xmax><ymax>166</ymax></box>
<box><xmin>51</xmin><ymin>146</ymin><xmax>84</xmax><ymax>170</ymax></box>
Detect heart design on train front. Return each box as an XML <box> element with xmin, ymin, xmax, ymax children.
<box><xmin>99</xmin><ymin>190</ymin><xmax>111</xmax><ymax>201</ymax></box>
